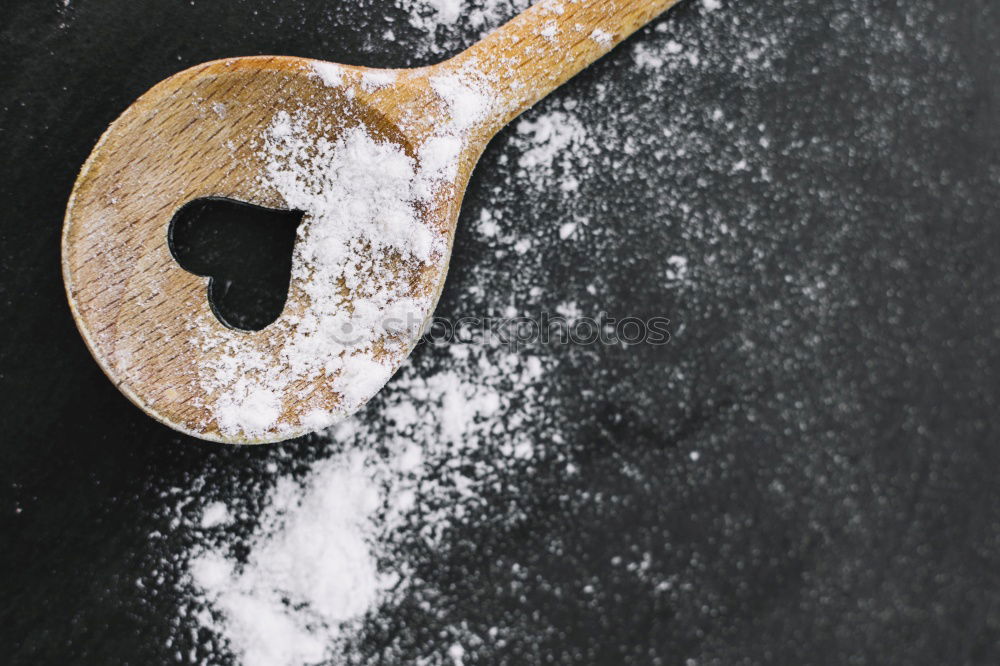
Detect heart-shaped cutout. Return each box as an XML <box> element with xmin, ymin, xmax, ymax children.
<box><xmin>168</xmin><ymin>197</ymin><xmax>304</xmax><ymax>331</ymax></box>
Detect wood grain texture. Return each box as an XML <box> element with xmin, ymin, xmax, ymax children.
<box><xmin>453</xmin><ymin>0</ymin><xmax>682</xmax><ymax>138</ymax></box>
<box><xmin>62</xmin><ymin>0</ymin><xmax>679</xmax><ymax>443</ymax></box>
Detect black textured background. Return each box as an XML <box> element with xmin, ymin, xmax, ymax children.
<box><xmin>3</xmin><ymin>0</ymin><xmax>1000</xmax><ymax>664</ymax></box>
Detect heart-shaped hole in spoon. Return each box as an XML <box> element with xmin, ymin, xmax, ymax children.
<box><xmin>168</xmin><ymin>197</ymin><xmax>304</xmax><ymax>331</ymax></box>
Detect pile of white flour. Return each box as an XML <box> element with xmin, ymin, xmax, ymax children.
<box><xmin>183</xmin><ymin>342</ymin><xmax>551</xmax><ymax>665</ymax></box>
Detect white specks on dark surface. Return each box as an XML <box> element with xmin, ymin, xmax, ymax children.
<box><xmin>3</xmin><ymin>0</ymin><xmax>1000</xmax><ymax>664</ymax></box>
<box><xmin>143</xmin><ymin>0</ymin><xmax>1000</xmax><ymax>663</ymax></box>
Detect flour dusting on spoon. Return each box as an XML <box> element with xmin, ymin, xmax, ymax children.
<box><xmin>196</xmin><ymin>69</ymin><xmax>493</xmax><ymax>440</ymax></box>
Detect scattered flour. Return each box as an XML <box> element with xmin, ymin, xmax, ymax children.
<box><xmin>214</xmin><ymin>385</ymin><xmax>282</xmax><ymax>439</ymax></box>
<box><xmin>398</xmin><ymin>0</ymin><xmax>533</xmax><ymax>53</ymax></box>
<box><xmin>515</xmin><ymin>110</ymin><xmax>592</xmax><ymax>173</ymax></box>
<box><xmin>421</xmin><ymin>0</ymin><xmax>465</xmax><ymax>24</ymax></box>
<box><xmin>130</xmin><ymin>0</ymin><xmax>967</xmax><ymax>661</ymax></box>
<box><xmin>199</xmin><ymin>14</ymin><xmax>534</xmax><ymax>440</ymax></box>
<box><xmin>198</xmin><ymin>109</ymin><xmax>456</xmax><ymax>439</ymax></box>
<box><xmin>198</xmin><ymin>0</ymin><xmax>721</xmax><ymax>440</ymax></box>
<box><xmin>183</xmin><ymin>342</ymin><xmax>552</xmax><ymax>665</ymax></box>
<box><xmin>157</xmin><ymin>0</ymin><xmax>795</xmax><ymax>662</ymax></box>
<box><xmin>190</xmin><ymin>453</ymin><xmax>388</xmax><ymax>666</ymax></box>
<box><xmin>311</xmin><ymin>62</ymin><xmax>343</xmax><ymax>87</ymax></box>
<box><xmin>633</xmin><ymin>43</ymin><xmax>666</xmax><ymax>70</ymax></box>
<box><xmin>360</xmin><ymin>69</ymin><xmax>396</xmax><ymax>91</ymax></box>
<box><xmin>666</xmin><ymin>255</ymin><xmax>689</xmax><ymax>282</ymax></box>
<box><xmin>590</xmin><ymin>28</ymin><xmax>613</xmax><ymax>46</ymax></box>
<box><xmin>199</xmin><ymin>501</ymin><xmax>232</xmax><ymax>529</ymax></box>
<box><xmin>430</xmin><ymin>70</ymin><xmax>493</xmax><ymax>130</ymax></box>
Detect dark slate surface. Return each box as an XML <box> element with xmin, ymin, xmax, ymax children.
<box><xmin>2</xmin><ymin>0</ymin><xmax>1000</xmax><ymax>663</ymax></box>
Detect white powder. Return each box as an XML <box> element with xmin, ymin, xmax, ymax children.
<box><xmin>265</xmin><ymin>114</ymin><xmax>438</xmax><ymax>264</ymax></box>
<box><xmin>198</xmin><ymin>109</ymin><xmax>454</xmax><ymax>439</ymax></box>
<box><xmin>555</xmin><ymin>300</ymin><xmax>582</xmax><ymax>322</ymax></box>
<box><xmin>424</xmin><ymin>0</ymin><xmax>464</xmax><ymax>24</ymax></box>
<box><xmin>214</xmin><ymin>385</ymin><xmax>282</xmax><ymax>438</ymax></box>
<box><xmin>448</xmin><ymin>643</ymin><xmax>466</xmax><ymax>664</ymax></box>
<box><xmin>590</xmin><ymin>28</ymin><xmax>613</xmax><ymax>46</ymax></box>
<box><xmin>431</xmin><ymin>71</ymin><xmax>492</xmax><ymax>130</ymax></box>
<box><xmin>201</xmin><ymin>29</ymin><xmax>518</xmax><ymax>439</ymax></box>
<box><xmin>397</xmin><ymin>0</ymin><xmax>533</xmax><ymax>54</ymax></box>
<box><xmin>633</xmin><ymin>43</ymin><xmax>666</xmax><ymax>70</ymax></box>
<box><xmin>664</xmin><ymin>39</ymin><xmax>684</xmax><ymax>55</ymax></box>
<box><xmin>477</xmin><ymin>209</ymin><xmax>499</xmax><ymax>236</ymax></box>
<box><xmin>185</xmin><ymin>342</ymin><xmax>551</xmax><ymax>665</ymax></box>
<box><xmin>666</xmin><ymin>255</ymin><xmax>689</xmax><ymax>282</ymax></box>
<box><xmin>415</xmin><ymin>134</ymin><xmax>463</xmax><ymax>200</ymax></box>
<box><xmin>190</xmin><ymin>453</ymin><xmax>387</xmax><ymax>666</ymax></box>
<box><xmin>703</xmin><ymin>0</ymin><xmax>722</xmax><ymax>11</ymax></box>
<box><xmin>311</xmin><ymin>62</ymin><xmax>343</xmax><ymax>87</ymax></box>
<box><xmin>163</xmin><ymin>0</ymin><xmax>791</xmax><ymax>662</ymax></box>
<box><xmin>332</xmin><ymin>355</ymin><xmax>393</xmax><ymax>405</ymax></box>
<box><xmin>515</xmin><ymin>110</ymin><xmax>593</xmax><ymax>178</ymax></box>
<box><xmin>199</xmin><ymin>501</ymin><xmax>232</xmax><ymax>529</ymax></box>
<box><xmin>540</xmin><ymin>0</ymin><xmax>564</xmax><ymax>15</ymax></box>
<box><xmin>360</xmin><ymin>69</ymin><xmax>396</xmax><ymax>91</ymax></box>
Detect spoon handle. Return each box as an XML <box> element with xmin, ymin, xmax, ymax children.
<box><xmin>448</xmin><ymin>0</ymin><xmax>682</xmax><ymax>135</ymax></box>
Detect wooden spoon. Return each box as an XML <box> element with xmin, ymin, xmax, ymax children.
<box><xmin>62</xmin><ymin>0</ymin><xmax>681</xmax><ymax>443</ymax></box>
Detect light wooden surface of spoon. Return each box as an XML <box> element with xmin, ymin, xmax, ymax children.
<box><xmin>62</xmin><ymin>0</ymin><xmax>680</xmax><ymax>443</ymax></box>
